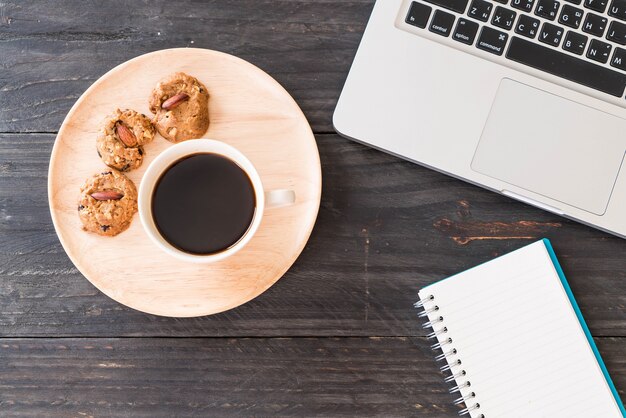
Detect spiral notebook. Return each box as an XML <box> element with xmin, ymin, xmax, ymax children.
<box><xmin>416</xmin><ymin>239</ymin><xmax>625</xmax><ymax>417</ymax></box>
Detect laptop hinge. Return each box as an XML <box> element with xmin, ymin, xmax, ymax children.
<box><xmin>502</xmin><ymin>190</ymin><xmax>565</xmax><ymax>216</ymax></box>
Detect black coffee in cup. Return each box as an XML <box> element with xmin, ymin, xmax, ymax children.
<box><xmin>151</xmin><ymin>153</ymin><xmax>256</xmax><ymax>255</ymax></box>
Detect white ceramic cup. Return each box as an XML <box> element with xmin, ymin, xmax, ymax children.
<box><xmin>138</xmin><ymin>139</ymin><xmax>295</xmax><ymax>263</ymax></box>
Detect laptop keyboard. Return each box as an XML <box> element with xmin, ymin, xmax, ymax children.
<box><xmin>404</xmin><ymin>0</ymin><xmax>626</xmax><ymax>97</ymax></box>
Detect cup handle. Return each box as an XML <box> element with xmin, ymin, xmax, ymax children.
<box><xmin>265</xmin><ymin>189</ymin><xmax>296</xmax><ymax>209</ymax></box>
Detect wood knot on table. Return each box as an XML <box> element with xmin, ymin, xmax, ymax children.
<box><xmin>434</xmin><ymin>218</ymin><xmax>562</xmax><ymax>245</ymax></box>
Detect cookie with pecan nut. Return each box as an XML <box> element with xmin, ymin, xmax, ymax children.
<box><xmin>148</xmin><ymin>72</ymin><xmax>209</xmax><ymax>142</ymax></box>
<box><xmin>78</xmin><ymin>170</ymin><xmax>138</xmax><ymax>236</ymax></box>
<box><xmin>96</xmin><ymin>108</ymin><xmax>156</xmax><ymax>172</ymax></box>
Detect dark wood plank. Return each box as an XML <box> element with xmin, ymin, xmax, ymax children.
<box><xmin>0</xmin><ymin>336</ymin><xmax>623</xmax><ymax>417</ymax></box>
<box><xmin>3</xmin><ymin>2</ymin><xmax>624</xmax><ymax>417</ymax></box>
<box><xmin>1</xmin><ymin>133</ymin><xmax>625</xmax><ymax>337</ymax></box>
<box><xmin>0</xmin><ymin>0</ymin><xmax>374</xmax><ymax>134</ymax></box>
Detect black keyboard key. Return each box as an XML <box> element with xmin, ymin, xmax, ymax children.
<box><xmin>492</xmin><ymin>6</ymin><xmax>517</xmax><ymax>29</ymax></box>
<box><xmin>611</xmin><ymin>47</ymin><xmax>626</xmax><ymax>69</ymax></box>
<box><xmin>559</xmin><ymin>4</ymin><xmax>584</xmax><ymax>28</ymax></box>
<box><xmin>563</xmin><ymin>30</ymin><xmax>588</xmax><ymax>53</ymax></box>
<box><xmin>477</xmin><ymin>26</ymin><xmax>509</xmax><ymax>54</ymax></box>
<box><xmin>506</xmin><ymin>36</ymin><xmax>626</xmax><ymax>96</ymax></box>
<box><xmin>453</xmin><ymin>18</ymin><xmax>480</xmax><ymax>44</ymax></box>
<box><xmin>565</xmin><ymin>0</ymin><xmax>582</xmax><ymax>4</ymax></box>
<box><xmin>539</xmin><ymin>22</ymin><xmax>565</xmax><ymax>45</ymax></box>
<box><xmin>584</xmin><ymin>0</ymin><xmax>608</xmax><ymax>12</ymax></box>
<box><xmin>424</xmin><ymin>0</ymin><xmax>469</xmax><ymax>13</ymax></box>
<box><xmin>607</xmin><ymin>20</ymin><xmax>626</xmax><ymax>44</ymax></box>
<box><xmin>429</xmin><ymin>10</ymin><xmax>456</xmax><ymax>36</ymax></box>
<box><xmin>406</xmin><ymin>2</ymin><xmax>433</xmax><ymax>28</ymax></box>
<box><xmin>609</xmin><ymin>0</ymin><xmax>626</xmax><ymax>20</ymax></box>
<box><xmin>495</xmin><ymin>0</ymin><xmax>509</xmax><ymax>3</ymax></box>
<box><xmin>535</xmin><ymin>0</ymin><xmax>561</xmax><ymax>19</ymax></box>
<box><xmin>587</xmin><ymin>38</ymin><xmax>612</xmax><ymax>62</ymax></box>
<box><xmin>582</xmin><ymin>13</ymin><xmax>608</xmax><ymax>36</ymax></box>
<box><xmin>516</xmin><ymin>14</ymin><xmax>541</xmax><ymax>37</ymax></box>
<box><xmin>469</xmin><ymin>0</ymin><xmax>494</xmax><ymax>21</ymax></box>
<box><xmin>511</xmin><ymin>0</ymin><xmax>536</xmax><ymax>10</ymax></box>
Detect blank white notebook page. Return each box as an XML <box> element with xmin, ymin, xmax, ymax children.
<box><xmin>418</xmin><ymin>241</ymin><xmax>623</xmax><ymax>418</ymax></box>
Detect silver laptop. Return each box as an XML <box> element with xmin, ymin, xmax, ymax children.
<box><xmin>334</xmin><ymin>0</ymin><xmax>626</xmax><ymax>238</ymax></box>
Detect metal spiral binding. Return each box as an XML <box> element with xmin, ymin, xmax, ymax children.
<box><xmin>417</xmin><ymin>294</ymin><xmax>483</xmax><ymax>418</ymax></box>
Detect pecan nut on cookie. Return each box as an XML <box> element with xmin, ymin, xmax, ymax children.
<box><xmin>78</xmin><ymin>170</ymin><xmax>138</xmax><ymax>236</ymax></box>
<box><xmin>96</xmin><ymin>109</ymin><xmax>156</xmax><ymax>172</ymax></box>
<box><xmin>148</xmin><ymin>72</ymin><xmax>210</xmax><ymax>143</ymax></box>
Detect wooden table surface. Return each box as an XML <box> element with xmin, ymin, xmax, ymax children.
<box><xmin>0</xmin><ymin>1</ymin><xmax>624</xmax><ymax>416</ymax></box>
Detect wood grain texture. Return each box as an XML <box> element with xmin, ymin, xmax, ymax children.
<box><xmin>1</xmin><ymin>1</ymin><xmax>626</xmax><ymax>416</ymax></box>
<box><xmin>48</xmin><ymin>48</ymin><xmax>321</xmax><ymax>317</ymax></box>
<box><xmin>0</xmin><ymin>0</ymin><xmax>374</xmax><ymax>134</ymax></box>
<box><xmin>2</xmin><ymin>134</ymin><xmax>625</xmax><ymax>337</ymax></box>
<box><xmin>0</xmin><ymin>336</ymin><xmax>622</xmax><ymax>417</ymax></box>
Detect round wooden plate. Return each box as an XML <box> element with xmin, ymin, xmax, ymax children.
<box><xmin>48</xmin><ymin>48</ymin><xmax>321</xmax><ymax>317</ymax></box>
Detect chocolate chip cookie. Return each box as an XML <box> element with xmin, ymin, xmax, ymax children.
<box><xmin>96</xmin><ymin>109</ymin><xmax>156</xmax><ymax>172</ymax></box>
<box><xmin>148</xmin><ymin>72</ymin><xmax>210</xmax><ymax>142</ymax></box>
<box><xmin>78</xmin><ymin>170</ymin><xmax>138</xmax><ymax>236</ymax></box>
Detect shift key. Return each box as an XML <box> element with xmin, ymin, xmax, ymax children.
<box><xmin>424</xmin><ymin>0</ymin><xmax>469</xmax><ymax>13</ymax></box>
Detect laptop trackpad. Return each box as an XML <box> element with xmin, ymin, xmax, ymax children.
<box><xmin>471</xmin><ymin>79</ymin><xmax>626</xmax><ymax>216</ymax></box>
